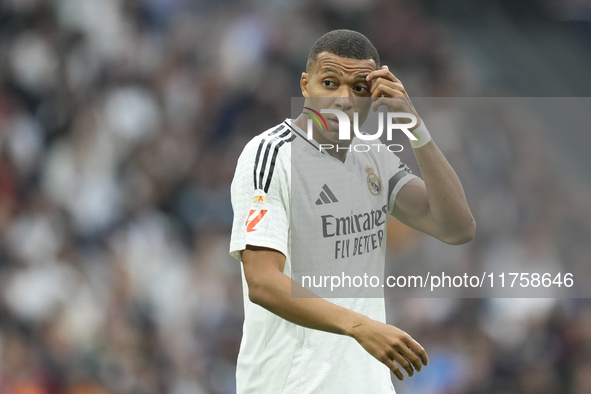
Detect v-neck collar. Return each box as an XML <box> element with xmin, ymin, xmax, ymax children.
<box><xmin>285</xmin><ymin>119</ymin><xmax>356</xmax><ymax>168</ymax></box>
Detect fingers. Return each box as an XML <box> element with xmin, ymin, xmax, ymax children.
<box><xmin>369</xmin><ymin>73</ymin><xmax>405</xmax><ymax>97</ymax></box>
<box><xmin>371</xmin><ymin>97</ymin><xmax>388</xmax><ymax>112</ymax></box>
<box><xmin>403</xmin><ymin>336</ymin><xmax>429</xmax><ymax>367</ymax></box>
<box><xmin>393</xmin><ymin>335</ymin><xmax>428</xmax><ymax>371</ymax></box>
<box><xmin>371</xmin><ymin>80</ymin><xmax>407</xmax><ymax>100</ymax></box>
<box><xmin>384</xmin><ymin>358</ymin><xmax>405</xmax><ymax>381</ymax></box>
<box><xmin>370</xmin><ymin>95</ymin><xmax>413</xmax><ymax>113</ymax></box>
<box><xmin>359</xmin><ymin>321</ymin><xmax>428</xmax><ymax>381</ymax></box>
<box><xmin>370</xmin><ymin>76</ymin><xmax>405</xmax><ymax>97</ymax></box>
<box><xmin>366</xmin><ymin>65</ymin><xmax>399</xmax><ymax>83</ymax></box>
<box><xmin>367</xmin><ymin>67</ymin><xmax>410</xmax><ymax>113</ymax></box>
<box><xmin>382</xmin><ymin>338</ymin><xmax>428</xmax><ymax>380</ymax></box>
<box><xmin>389</xmin><ymin>351</ymin><xmax>415</xmax><ymax>377</ymax></box>
<box><xmin>387</xmin><ymin>333</ymin><xmax>429</xmax><ymax>379</ymax></box>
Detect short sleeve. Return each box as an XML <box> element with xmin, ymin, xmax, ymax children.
<box><xmin>386</xmin><ymin>154</ymin><xmax>419</xmax><ymax>214</ymax></box>
<box><xmin>229</xmin><ymin>133</ymin><xmax>291</xmax><ymax>261</ymax></box>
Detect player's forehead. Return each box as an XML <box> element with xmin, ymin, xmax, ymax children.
<box><xmin>313</xmin><ymin>52</ymin><xmax>377</xmax><ymax>77</ymax></box>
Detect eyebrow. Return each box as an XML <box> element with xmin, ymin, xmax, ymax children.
<box><xmin>321</xmin><ymin>67</ymin><xmax>342</xmax><ymax>75</ymax></box>
<box><xmin>321</xmin><ymin>68</ymin><xmax>369</xmax><ymax>81</ymax></box>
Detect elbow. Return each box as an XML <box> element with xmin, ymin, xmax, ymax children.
<box><xmin>442</xmin><ymin>221</ymin><xmax>476</xmax><ymax>245</ymax></box>
<box><xmin>445</xmin><ymin>231</ymin><xmax>475</xmax><ymax>245</ymax></box>
<box><xmin>242</xmin><ymin>246</ymin><xmax>285</xmax><ymax>306</ymax></box>
<box><xmin>247</xmin><ymin>280</ymin><xmax>270</xmax><ymax>306</ymax></box>
<box><xmin>248</xmin><ymin>283</ymin><xmax>264</xmax><ymax>305</ymax></box>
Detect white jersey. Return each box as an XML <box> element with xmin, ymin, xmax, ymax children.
<box><xmin>230</xmin><ymin>119</ymin><xmax>417</xmax><ymax>394</ymax></box>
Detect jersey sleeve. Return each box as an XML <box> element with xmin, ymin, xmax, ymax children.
<box><xmin>386</xmin><ymin>153</ymin><xmax>419</xmax><ymax>215</ymax></box>
<box><xmin>229</xmin><ymin>133</ymin><xmax>291</xmax><ymax>261</ymax></box>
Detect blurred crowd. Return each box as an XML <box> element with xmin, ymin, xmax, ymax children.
<box><xmin>0</xmin><ymin>0</ymin><xmax>590</xmax><ymax>393</ymax></box>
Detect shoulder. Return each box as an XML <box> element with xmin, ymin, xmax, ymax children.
<box><xmin>234</xmin><ymin>121</ymin><xmax>294</xmax><ymax>194</ymax></box>
<box><xmin>239</xmin><ymin>122</ymin><xmax>294</xmax><ymax>165</ymax></box>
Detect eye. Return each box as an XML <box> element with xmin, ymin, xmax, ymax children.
<box><xmin>323</xmin><ymin>80</ymin><xmax>336</xmax><ymax>88</ymax></box>
<box><xmin>354</xmin><ymin>85</ymin><xmax>368</xmax><ymax>93</ymax></box>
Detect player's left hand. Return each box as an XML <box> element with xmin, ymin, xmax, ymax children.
<box><xmin>366</xmin><ymin>65</ymin><xmax>421</xmax><ymax>129</ymax></box>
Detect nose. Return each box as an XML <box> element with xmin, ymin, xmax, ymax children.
<box><xmin>334</xmin><ymin>90</ymin><xmax>354</xmax><ymax>112</ymax></box>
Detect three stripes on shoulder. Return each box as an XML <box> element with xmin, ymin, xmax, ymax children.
<box><xmin>253</xmin><ymin>125</ymin><xmax>295</xmax><ymax>193</ymax></box>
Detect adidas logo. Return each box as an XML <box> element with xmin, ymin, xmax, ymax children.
<box><xmin>315</xmin><ymin>184</ymin><xmax>339</xmax><ymax>205</ymax></box>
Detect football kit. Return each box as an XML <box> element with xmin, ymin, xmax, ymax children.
<box><xmin>230</xmin><ymin>119</ymin><xmax>417</xmax><ymax>394</ymax></box>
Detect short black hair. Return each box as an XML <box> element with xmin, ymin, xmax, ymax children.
<box><xmin>306</xmin><ymin>29</ymin><xmax>380</xmax><ymax>73</ymax></box>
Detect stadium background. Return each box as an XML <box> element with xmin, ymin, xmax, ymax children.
<box><xmin>1</xmin><ymin>0</ymin><xmax>591</xmax><ymax>393</ymax></box>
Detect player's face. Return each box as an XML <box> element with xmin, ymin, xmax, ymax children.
<box><xmin>301</xmin><ymin>52</ymin><xmax>375</xmax><ymax>144</ymax></box>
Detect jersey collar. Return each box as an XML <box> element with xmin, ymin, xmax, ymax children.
<box><xmin>284</xmin><ymin>119</ymin><xmax>326</xmax><ymax>155</ymax></box>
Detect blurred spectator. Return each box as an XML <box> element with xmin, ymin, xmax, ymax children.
<box><xmin>0</xmin><ymin>0</ymin><xmax>590</xmax><ymax>393</ymax></box>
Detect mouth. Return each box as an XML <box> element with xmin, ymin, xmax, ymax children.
<box><xmin>326</xmin><ymin>118</ymin><xmax>339</xmax><ymax>130</ymax></box>
<box><xmin>326</xmin><ymin>117</ymin><xmax>355</xmax><ymax>129</ymax></box>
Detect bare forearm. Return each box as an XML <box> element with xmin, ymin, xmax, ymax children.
<box><xmin>413</xmin><ymin>141</ymin><xmax>475</xmax><ymax>243</ymax></box>
<box><xmin>241</xmin><ymin>248</ymin><xmax>429</xmax><ymax>380</ymax></box>
<box><xmin>249</xmin><ymin>270</ymin><xmax>367</xmax><ymax>337</ymax></box>
<box><xmin>250</xmin><ymin>269</ymin><xmax>429</xmax><ymax>380</ymax></box>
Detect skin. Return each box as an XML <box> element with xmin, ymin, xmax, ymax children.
<box><xmin>294</xmin><ymin>52</ymin><xmax>376</xmax><ymax>159</ymax></box>
<box><xmin>293</xmin><ymin>52</ymin><xmax>423</xmax><ymax>162</ymax></box>
<box><xmin>241</xmin><ymin>51</ymin><xmax>476</xmax><ymax>381</ymax></box>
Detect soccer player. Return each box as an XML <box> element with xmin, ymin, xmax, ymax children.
<box><xmin>230</xmin><ymin>29</ymin><xmax>475</xmax><ymax>393</ymax></box>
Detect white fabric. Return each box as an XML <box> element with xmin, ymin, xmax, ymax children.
<box><xmin>230</xmin><ymin>119</ymin><xmax>418</xmax><ymax>394</ymax></box>
<box><xmin>409</xmin><ymin>119</ymin><xmax>432</xmax><ymax>149</ymax></box>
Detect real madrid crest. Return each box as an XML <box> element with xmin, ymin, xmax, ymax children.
<box><xmin>365</xmin><ymin>165</ymin><xmax>381</xmax><ymax>196</ymax></box>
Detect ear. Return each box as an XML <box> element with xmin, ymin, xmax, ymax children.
<box><xmin>300</xmin><ymin>72</ymin><xmax>309</xmax><ymax>97</ymax></box>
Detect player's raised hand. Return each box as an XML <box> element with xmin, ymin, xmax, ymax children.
<box><xmin>366</xmin><ymin>65</ymin><xmax>422</xmax><ymax>129</ymax></box>
<box><xmin>350</xmin><ymin>317</ymin><xmax>429</xmax><ymax>381</ymax></box>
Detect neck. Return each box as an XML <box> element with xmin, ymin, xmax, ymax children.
<box><xmin>293</xmin><ymin>113</ymin><xmax>349</xmax><ymax>163</ymax></box>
